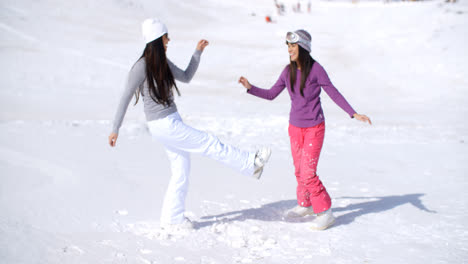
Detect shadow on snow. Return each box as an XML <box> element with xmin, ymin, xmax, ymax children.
<box><xmin>196</xmin><ymin>193</ymin><xmax>435</xmax><ymax>229</ymax></box>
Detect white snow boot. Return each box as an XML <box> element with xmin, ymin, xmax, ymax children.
<box><xmin>310</xmin><ymin>209</ymin><xmax>335</xmax><ymax>230</ymax></box>
<box><xmin>252</xmin><ymin>146</ymin><xmax>272</xmax><ymax>179</ymax></box>
<box><xmin>161</xmin><ymin>217</ymin><xmax>194</xmax><ymax>234</ymax></box>
<box><xmin>285</xmin><ymin>205</ymin><xmax>315</xmax><ymax>218</ymax></box>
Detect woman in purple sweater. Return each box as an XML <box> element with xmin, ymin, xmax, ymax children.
<box><xmin>238</xmin><ymin>29</ymin><xmax>371</xmax><ymax>230</ymax></box>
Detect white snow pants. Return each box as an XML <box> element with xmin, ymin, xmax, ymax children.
<box><xmin>147</xmin><ymin>112</ymin><xmax>256</xmax><ymax>225</ymax></box>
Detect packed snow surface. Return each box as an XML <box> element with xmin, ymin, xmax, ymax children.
<box><xmin>1</xmin><ymin>0</ymin><xmax>467</xmax><ymax>263</ymax></box>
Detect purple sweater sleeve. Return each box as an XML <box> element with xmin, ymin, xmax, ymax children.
<box><xmin>316</xmin><ymin>64</ymin><xmax>356</xmax><ymax>118</ymax></box>
<box><xmin>247</xmin><ymin>69</ymin><xmax>287</xmax><ymax>100</ymax></box>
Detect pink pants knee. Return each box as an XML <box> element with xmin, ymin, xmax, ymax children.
<box><xmin>288</xmin><ymin>122</ymin><xmax>331</xmax><ymax>214</ymax></box>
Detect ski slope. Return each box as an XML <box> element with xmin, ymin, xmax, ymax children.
<box><xmin>1</xmin><ymin>0</ymin><xmax>467</xmax><ymax>263</ymax></box>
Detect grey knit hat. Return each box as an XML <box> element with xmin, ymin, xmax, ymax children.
<box><xmin>286</xmin><ymin>29</ymin><xmax>311</xmax><ymax>53</ymax></box>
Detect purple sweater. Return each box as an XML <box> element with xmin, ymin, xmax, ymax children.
<box><xmin>247</xmin><ymin>62</ymin><xmax>356</xmax><ymax>128</ymax></box>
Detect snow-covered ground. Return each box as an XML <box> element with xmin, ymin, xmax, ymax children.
<box><xmin>1</xmin><ymin>0</ymin><xmax>467</xmax><ymax>263</ymax></box>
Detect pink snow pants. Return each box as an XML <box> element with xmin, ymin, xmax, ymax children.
<box><xmin>288</xmin><ymin>122</ymin><xmax>331</xmax><ymax>214</ymax></box>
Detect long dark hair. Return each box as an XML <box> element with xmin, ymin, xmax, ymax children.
<box><xmin>134</xmin><ymin>35</ymin><xmax>179</xmax><ymax>106</ymax></box>
<box><xmin>289</xmin><ymin>45</ymin><xmax>315</xmax><ymax>97</ymax></box>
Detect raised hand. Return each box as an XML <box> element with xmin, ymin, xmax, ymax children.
<box><xmin>238</xmin><ymin>76</ymin><xmax>252</xmax><ymax>90</ymax></box>
<box><xmin>196</xmin><ymin>39</ymin><xmax>209</xmax><ymax>52</ymax></box>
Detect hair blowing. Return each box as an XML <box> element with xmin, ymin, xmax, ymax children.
<box><xmin>289</xmin><ymin>45</ymin><xmax>315</xmax><ymax>97</ymax></box>
<box><xmin>134</xmin><ymin>36</ymin><xmax>180</xmax><ymax>106</ymax></box>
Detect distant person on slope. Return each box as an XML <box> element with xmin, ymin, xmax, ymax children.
<box><xmin>108</xmin><ymin>18</ymin><xmax>271</xmax><ymax>232</ymax></box>
<box><xmin>238</xmin><ymin>29</ymin><xmax>371</xmax><ymax>230</ymax></box>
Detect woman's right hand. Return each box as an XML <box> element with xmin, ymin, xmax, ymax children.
<box><xmin>108</xmin><ymin>133</ymin><xmax>118</xmax><ymax>147</ymax></box>
<box><xmin>238</xmin><ymin>76</ymin><xmax>252</xmax><ymax>90</ymax></box>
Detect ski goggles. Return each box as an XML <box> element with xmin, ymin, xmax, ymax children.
<box><xmin>286</xmin><ymin>32</ymin><xmax>300</xmax><ymax>43</ymax></box>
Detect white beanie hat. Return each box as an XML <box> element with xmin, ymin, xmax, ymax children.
<box><xmin>141</xmin><ymin>18</ymin><xmax>168</xmax><ymax>44</ymax></box>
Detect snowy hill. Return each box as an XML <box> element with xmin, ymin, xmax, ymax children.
<box><xmin>1</xmin><ymin>0</ymin><xmax>467</xmax><ymax>263</ymax></box>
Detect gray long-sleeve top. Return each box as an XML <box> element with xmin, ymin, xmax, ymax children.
<box><xmin>111</xmin><ymin>50</ymin><xmax>202</xmax><ymax>134</ymax></box>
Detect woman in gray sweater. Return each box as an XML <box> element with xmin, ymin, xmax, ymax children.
<box><xmin>108</xmin><ymin>18</ymin><xmax>271</xmax><ymax>232</ymax></box>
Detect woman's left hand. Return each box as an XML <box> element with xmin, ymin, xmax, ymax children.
<box><xmin>353</xmin><ymin>113</ymin><xmax>372</xmax><ymax>125</ymax></box>
<box><xmin>196</xmin><ymin>39</ymin><xmax>209</xmax><ymax>52</ymax></box>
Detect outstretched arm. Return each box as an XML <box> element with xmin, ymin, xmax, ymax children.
<box><xmin>240</xmin><ymin>67</ymin><xmax>288</xmax><ymax>100</ymax></box>
<box><xmin>109</xmin><ymin>59</ymin><xmax>146</xmax><ymax>147</ymax></box>
<box><xmin>168</xmin><ymin>39</ymin><xmax>209</xmax><ymax>83</ymax></box>
<box><xmin>317</xmin><ymin>64</ymin><xmax>371</xmax><ymax>125</ymax></box>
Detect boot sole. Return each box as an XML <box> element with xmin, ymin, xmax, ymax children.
<box><xmin>253</xmin><ymin>167</ymin><xmax>263</xmax><ymax>179</ymax></box>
